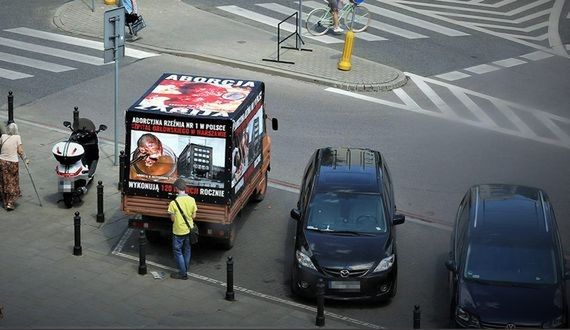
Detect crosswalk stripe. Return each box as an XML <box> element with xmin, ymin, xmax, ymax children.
<box><xmin>0</xmin><ymin>67</ymin><xmax>33</xmax><ymax>80</ymax></box>
<box><xmin>493</xmin><ymin>58</ymin><xmax>526</xmax><ymax>67</ymax></box>
<box><xmin>364</xmin><ymin>2</ymin><xmax>469</xmax><ymax>36</ymax></box>
<box><xmin>0</xmin><ymin>36</ymin><xmax>105</xmax><ymax>66</ymax></box>
<box><xmin>450</xmin><ymin>89</ymin><xmax>495</xmax><ymax>126</ymax></box>
<box><xmin>409</xmin><ymin>74</ymin><xmax>455</xmax><ymax>116</ymax></box>
<box><xmin>520</xmin><ymin>50</ymin><xmax>553</xmax><ymax>60</ymax></box>
<box><xmin>0</xmin><ymin>51</ymin><xmax>75</xmax><ymax>72</ymax></box>
<box><xmin>391</xmin><ymin>0</ymin><xmax>549</xmax><ymax>16</ymax></box>
<box><xmin>534</xmin><ymin>113</ymin><xmax>570</xmax><ymax>144</ymax></box>
<box><xmin>218</xmin><ymin>5</ymin><xmax>342</xmax><ymax>44</ymax></box>
<box><xmin>464</xmin><ymin>64</ymin><xmax>500</xmax><ymax>74</ymax></box>
<box><xmin>5</xmin><ymin>27</ymin><xmax>158</xmax><ymax>59</ymax></box>
<box><xmin>301</xmin><ymin>0</ymin><xmax>429</xmax><ymax>39</ymax></box>
<box><xmin>258</xmin><ymin>3</ymin><xmax>386</xmax><ymax>41</ymax></box>
<box><xmin>491</xmin><ymin>101</ymin><xmax>534</xmax><ymax>136</ymax></box>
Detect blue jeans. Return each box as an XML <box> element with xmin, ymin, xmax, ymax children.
<box><xmin>172</xmin><ymin>234</ymin><xmax>191</xmax><ymax>276</ymax></box>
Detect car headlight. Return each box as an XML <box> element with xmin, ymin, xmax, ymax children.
<box><xmin>373</xmin><ymin>254</ymin><xmax>394</xmax><ymax>273</ymax></box>
<box><xmin>456</xmin><ymin>306</ymin><xmax>480</xmax><ymax>327</ymax></box>
<box><xmin>296</xmin><ymin>247</ymin><xmax>317</xmax><ymax>270</ymax></box>
<box><xmin>542</xmin><ymin>315</ymin><xmax>565</xmax><ymax>328</ymax></box>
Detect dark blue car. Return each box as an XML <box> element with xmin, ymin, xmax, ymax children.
<box><xmin>290</xmin><ymin>147</ymin><xmax>405</xmax><ymax>301</ymax></box>
<box><xmin>446</xmin><ymin>184</ymin><xmax>570</xmax><ymax>328</ymax></box>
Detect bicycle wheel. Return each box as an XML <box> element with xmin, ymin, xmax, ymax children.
<box><xmin>342</xmin><ymin>5</ymin><xmax>370</xmax><ymax>32</ymax></box>
<box><xmin>306</xmin><ymin>8</ymin><xmax>332</xmax><ymax>36</ymax></box>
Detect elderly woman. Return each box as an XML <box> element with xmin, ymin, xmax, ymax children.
<box><xmin>0</xmin><ymin>123</ymin><xmax>30</xmax><ymax>211</ymax></box>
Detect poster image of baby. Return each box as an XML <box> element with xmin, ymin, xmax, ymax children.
<box><xmin>130</xmin><ymin>132</ymin><xmax>178</xmax><ymax>182</ymax></box>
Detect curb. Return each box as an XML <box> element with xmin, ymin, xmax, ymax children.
<box><xmin>52</xmin><ymin>4</ymin><xmax>408</xmax><ymax>92</ymax></box>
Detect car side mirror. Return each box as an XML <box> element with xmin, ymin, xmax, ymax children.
<box><xmin>393</xmin><ymin>213</ymin><xmax>405</xmax><ymax>225</ymax></box>
<box><xmin>290</xmin><ymin>208</ymin><xmax>300</xmax><ymax>220</ymax></box>
<box><xmin>445</xmin><ymin>259</ymin><xmax>457</xmax><ymax>272</ymax></box>
<box><xmin>272</xmin><ymin>118</ymin><xmax>278</xmax><ymax>131</ymax></box>
<box><xmin>63</xmin><ymin>121</ymin><xmax>72</xmax><ymax>129</ymax></box>
<box><xmin>98</xmin><ymin>124</ymin><xmax>107</xmax><ymax>132</ymax></box>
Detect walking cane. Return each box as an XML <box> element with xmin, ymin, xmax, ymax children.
<box><xmin>23</xmin><ymin>161</ymin><xmax>42</xmax><ymax>207</ymax></box>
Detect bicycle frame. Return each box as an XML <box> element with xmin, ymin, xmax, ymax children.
<box><xmin>306</xmin><ymin>0</ymin><xmax>370</xmax><ymax>36</ymax></box>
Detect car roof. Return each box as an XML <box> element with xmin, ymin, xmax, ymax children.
<box><xmin>314</xmin><ymin>147</ymin><xmax>382</xmax><ymax>194</ymax></box>
<box><xmin>468</xmin><ymin>184</ymin><xmax>556</xmax><ymax>245</ymax></box>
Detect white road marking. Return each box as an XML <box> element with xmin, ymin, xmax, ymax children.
<box><xmin>0</xmin><ymin>36</ymin><xmax>105</xmax><ymax>65</ymax></box>
<box><xmin>392</xmin><ymin>0</ymin><xmax>550</xmax><ymax>16</ymax></box>
<box><xmin>520</xmin><ymin>50</ymin><xmax>554</xmax><ymax>60</ymax></box>
<box><xmin>364</xmin><ymin>2</ymin><xmax>469</xmax><ymax>36</ymax></box>
<box><xmin>325</xmin><ymin>73</ymin><xmax>570</xmax><ymax>149</ymax></box>
<box><xmin>0</xmin><ymin>67</ymin><xmax>33</xmax><ymax>80</ymax></box>
<box><xmin>259</xmin><ymin>3</ymin><xmax>386</xmax><ymax>41</ymax></box>
<box><xmin>493</xmin><ymin>58</ymin><xmax>526</xmax><ymax>67</ymax></box>
<box><xmin>409</xmin><ymin>74</ymin><xmax>456</xmax><ymax>116</ymax></box>
<box><xmin>5</xmin><ymin>27</ymin><xmax>158</xmax><ymax>59</ymax></box>
<box><xmin>464</xmin><ymin>64</ymin><xmax>500</xmax><ymax>74</ymax></box>
<box><xmin>218</xmin><ymin>5</ymin><xmax>342</xmax><ymax>44</ymax></box>
<box><xmin>434</xmin><ymin>71</ymin><xmax>470</xmax><ymax>81</ymax></box>
<box><xmin>0</xmin><ymin>51</ymin><xmax>75</xmax><ymax>72</ymax></box>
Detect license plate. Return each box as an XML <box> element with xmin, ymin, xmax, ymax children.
<box><xmin>328</xmin><ymin>281</ymin><xmax>360</xmax><ymax>290</ymax></box>
<box><xmin>59</xmin><ymin>180</ymin><xmax>72</xmax><ymax>192</ymax></box>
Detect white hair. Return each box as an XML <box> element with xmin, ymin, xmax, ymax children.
<box><xmin>6</xmin><ymin>123</ymin><xmax>19</xmax><ymax>135</ymax></box>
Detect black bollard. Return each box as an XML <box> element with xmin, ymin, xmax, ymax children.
<box><xmin>7</xmin><ymin>91</ymin><xmax>14</xmax><ymax>124</ymax></box>
<box><xmin>73</xmin><ymin>212</ymin><xmax>82</xmax><ymax>256</ymax></box>
<box><xmin>73</xmin><ymin>106</ymin><xmax>79</xmax><ymax>129</ymax></box>
<box><xmin>96</xmin><ymin>181</ymin><xmax>105</xmax><ymax>223</ymax></box>
<box><xmin>316</xmin><ymin>278</ymin><xmax>325</xmax><ymax>327</ymax></box>
<box><xmin>225</xmin><ymin>256</ymin><xmax>235</xmax><ymax>301</ymax></box>
<box><xmin>413</xmin><ymin>305</ymin><xmax>421</xmax><ymax>329</ymax></box>
<box><xmin>118</xmin><ymin>150</ymin><xmax>126</xmax><ymax>191</ymax></box>
<box><xmin>138</xmin><ymin>230</ymin><xmax>147</xmax><ymax>275</ymax></box>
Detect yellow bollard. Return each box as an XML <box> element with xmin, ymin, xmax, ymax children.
<box><xmin>338</xmin><ymin>30</ymin><xmax>354</xmax><ymax>71</ymax></box>
<box><xmin>104</xmin><ymin>0</ymin><xmax>116</xmax><ymax>5</ymax></box>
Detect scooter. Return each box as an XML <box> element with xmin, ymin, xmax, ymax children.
<box><xmin>52</xmin><ymin>118</ymin><xmax>107</xmax><ymax>208</ymax></box>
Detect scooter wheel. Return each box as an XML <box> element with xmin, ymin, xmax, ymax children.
<box><xmin>63</xmin><ymin>194</ymin><xmax>73</xmax><ymax>208</ymax></box>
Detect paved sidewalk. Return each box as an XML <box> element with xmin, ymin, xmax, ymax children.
<box><xmin>53</xmin><ymin>0</ymin><xmax>407</xmax><ymax>91</ymax></box>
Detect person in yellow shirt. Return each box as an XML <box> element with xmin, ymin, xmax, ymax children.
<box><xmin>167</xmin><ymin>178</ymin><xmax>197</xmax><ymax>280</ymax></box>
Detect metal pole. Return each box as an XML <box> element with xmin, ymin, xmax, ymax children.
<box><xmin>225</xmin><ymin>256</ymin><xmax>235</xmax><ymax>301</ymax></box>
<box><xmin>96</xmin><ymin>181</ymin><xmax>105</xmax><ymax>223</ymax></box>
<box><xmin>114</xmin><ymin>31</ymin><xmax>120</xmax><ymax>166</ymax></box>
<box><xmin>7</xmin><ymin>91</ymin><xmax>14</xmax><ymax>124</ymax></box>
<box><xmin>413</xmin><ymin>305</ymin><xmax>421</xmax><ymax>329</ymax></box>
<box><xmin>73</xmin><ymin>212</ymin><xmax>82</xmax><ymax>256</ymax></box>
<box><xmin>316</xmin><ymin>278</ymin><xmax>325</xmax><ymax>326</ymax></box>
<box><xmin>118</xmin><ymin>150</ymin><xmax>125</xmax><ymax>190</ymax></box>
<box><xmin>298</xmin><ymin>0</ymin><xmax>303</xmax><ymax>49</ymax></box>
<box><xmin>138</xmin><ymin>230</ymin><xmax>147</xmax><ymax>275</ymax></box>
<box><xmin>73</xmin><ymin>106</ymin><xmax>79</xmax><ymax>130</ymax></box>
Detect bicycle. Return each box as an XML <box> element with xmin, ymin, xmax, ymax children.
<box><xmin>306</xmin><ymin>0</ymin><xmax>370</xmax><ymax>36</ymax></box>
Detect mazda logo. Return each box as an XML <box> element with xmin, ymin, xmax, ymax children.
<box><xmin>340</xmin><ymin>269</ymin><xmax>350</xmax><ymax>278</ymax></box>
<box><xmin>505</xmin><ymin>324</ymin><xmax>516</xmax><ymax>329</ymax></box>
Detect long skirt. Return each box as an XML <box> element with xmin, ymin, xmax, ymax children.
<box><xmin>0</xmin><ymin>159</ymin><xmax>21</xmax><ymax>206</ymax></box>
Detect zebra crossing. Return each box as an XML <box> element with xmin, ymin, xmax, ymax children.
<box><xmin>0</xmin><ymin>27</ymin><xmax>158</xmax><ymax>80</ymax></box>
<box><xmin>217</xmin><ymin>0</ymin><xmax>566</xmax><ymax>54</ymax></box>
<box><xmin>326</xmin><ymin>73</ymin><xmax>570</xmax><ymax>149</ymax></box>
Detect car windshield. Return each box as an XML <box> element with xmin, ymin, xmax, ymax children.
<box><xmin>306</xmin><ymin>192</ymin><xmax>386</xmax><ymax>233</ymax></box>
<box><xmin>463</xmin><ymin>242</ymin><xmax>558</xmax><ymax>285</ymax></box>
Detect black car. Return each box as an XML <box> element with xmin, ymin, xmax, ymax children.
<box><xmin>290</xmin><ymin>147</ymin><xmax>405</xmax><ymax>301</ymax></box>
<box><xmin>446</xmin><ymin>184</ymin><xmax>570</xmax><ymax>328</ymax></box>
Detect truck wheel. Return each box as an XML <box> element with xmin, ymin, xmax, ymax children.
<box><xmin>63</xmin><ymin>193</ymin><xmax>73</xmax><ymax>208</ymax></box>
<box><xmin>250</xmin><ymin>172</ymin><xmax>268</xmax><ymax>203</ymax></box>
<box><xmin>220</xmin><ymin>223</ymin><xmax>236</xmax><ymax>250</ymax></box>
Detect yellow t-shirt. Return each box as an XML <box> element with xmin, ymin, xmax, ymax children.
<box><xmin>168</xmin><ymin>194</ymin><xmax>198</xmax><ymax>236</ymax></box>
